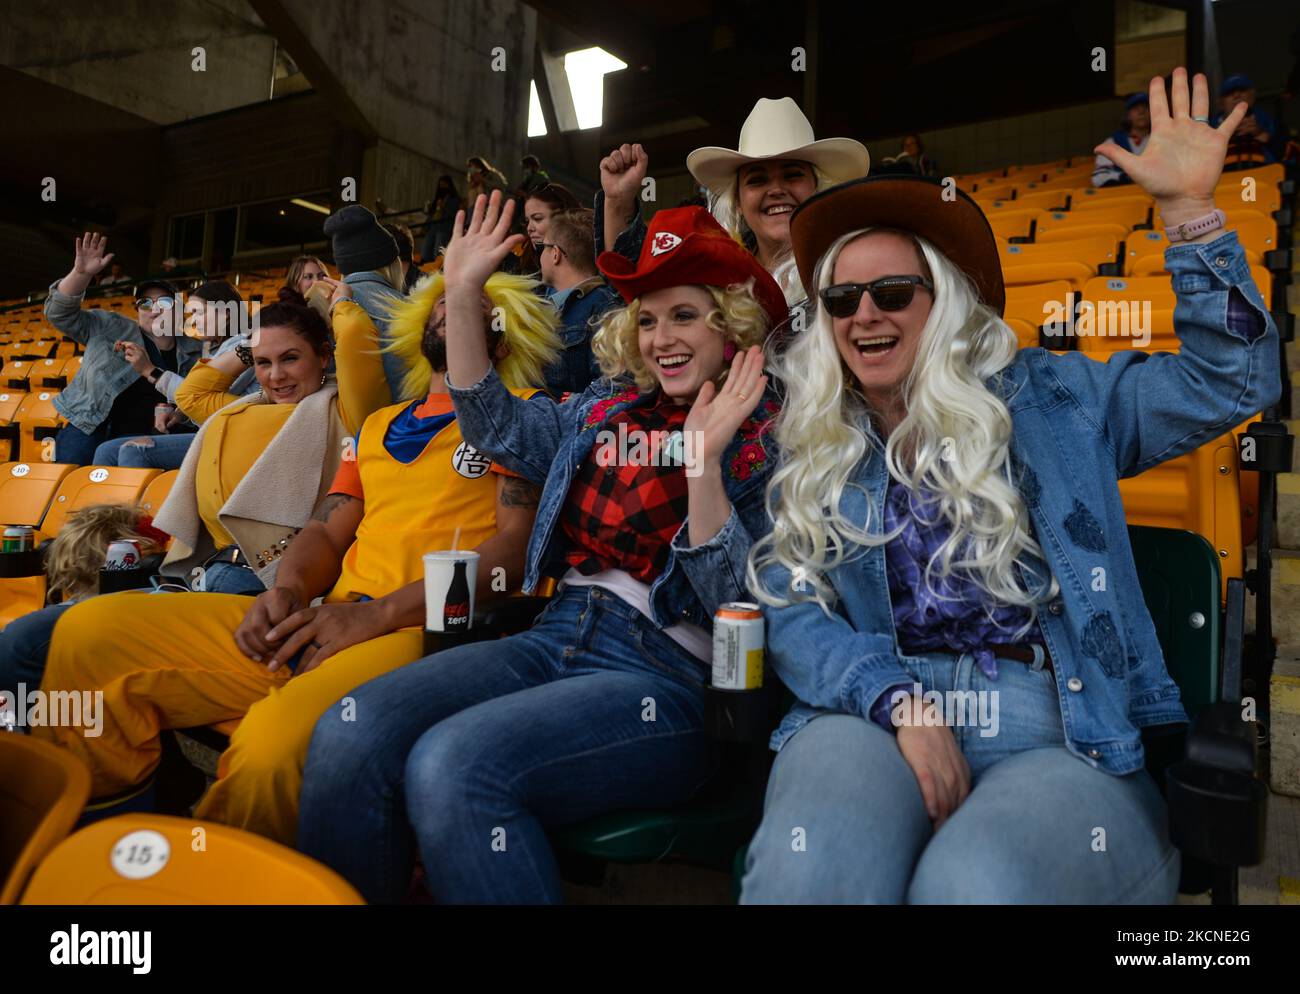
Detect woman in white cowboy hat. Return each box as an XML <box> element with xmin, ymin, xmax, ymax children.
<box><xmin>598</xmin><ymin>96</ymin><xmax>870</xmax><ymax>325</ymax></box>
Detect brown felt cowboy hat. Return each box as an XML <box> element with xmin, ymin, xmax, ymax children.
<box><xmin>789</xmin><ymin>174</ymin><xmax>1005</xmax><ymax>316</ymax></box>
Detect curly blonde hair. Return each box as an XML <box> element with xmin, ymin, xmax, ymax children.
<box><xmin>45</xmin><ymin>505</ymin><xmax>166</xmax><ymax>604</ymax></box>
<box><xmin>591</xmin><ymin>281</ymin><xmax>770</xmax><ymax>391</ymax></box>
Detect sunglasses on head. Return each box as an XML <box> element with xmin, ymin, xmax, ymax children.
<box><xmin>819</xmin><ymin>275</ymin><xmax>934</xmax><ymax>318</ymax></box>
<box><xmin>135</xmin><ymin>296</ymin><xmax>176</xmax><ymax>311</ymax></box>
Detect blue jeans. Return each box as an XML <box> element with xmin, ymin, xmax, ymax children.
<box><xmin>741</xmin><ymin>650</ymin><xmax>1179</xmax><ymax>904</ymax></box>
<box><xmin>52</xmin><ymin>422</ymin><xmax>111</xmax><ymax>465</ymax></box>
<box><xmin>0</xmin><ymin>603</ymin><xmax>73</xmax><ymax>703</ymax></box>
<box><xmin>298</xmin><ymin>585</ymin><xmax>717</xmax><ymax>904</ymax></box>
<box><xmin>92</xmin><ymin>432</ymin><xmax>196</xmax><ymax>469</ymax></box>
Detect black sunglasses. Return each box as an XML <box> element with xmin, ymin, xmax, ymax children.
<box><xmin>820</xmin><ymin>275</ymin><xmax>934</xmax><ymax>318</ymax></box>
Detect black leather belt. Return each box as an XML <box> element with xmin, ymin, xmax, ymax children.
<box><xmin>990</xmin><ymin>642</ymin><xmax>1054</xmax><ymax>677</ymax></box>
<box><xmin>203</xmin><ymin>546</ymin><xmax>252</xmax><ymax>569</ymax></box>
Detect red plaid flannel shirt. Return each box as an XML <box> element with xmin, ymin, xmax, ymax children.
<box><xmin>561</xmin><ymin>392</ymin><xmax>690</xmax><ymax>583</ymax></box>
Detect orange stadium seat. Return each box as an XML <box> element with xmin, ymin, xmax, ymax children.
<box><xmin>37</xmin><ymin>466</ymin><xmax>160</xmax><ymax>542</ymax></box>
<box><xmin>1117</xmin><ymin>423</ymin><xmax>1250</xmax><ymax>602</ymax></box>
<box><xmin>1001</xmin><ymin>234</ymin><xmax>1121</xmax><ymax>271</ymax></box>
<box><xmin>988</xmin><ymin>209</ymin><xmax>1046</xmax><ymax>241</ymax></box>
<box><xmin>972</xmin><ymin>181</ymin><xmax>1016</xmax><ymax>200</ymax></box>
<box><xmin>137</xmin><ymin>469</ymin><xmax>179</xmax><ymax>517</ymax></box>
<box><xmin>1002</xmin><ymin>260</ymin><xmax>1095</xmax><ymax>292</ymax></box>
<box><xmin>0</xmin><ymin>461</ymin><xmax>79</xmax><ymax>627</ymax></box>
<box><xmin>0</xmin><ymin>734</ymin><xmax>91</xmax><ymax>905</ymax></box>
<box><xmin>1004</xmin><ymin>280</ymin><xmax>1074</xmax><ymax>342</ymax></box>
<box><xmin>1005</xmin><ymin>317</ymin><xmax>1039</xmax><ymax>348</ymax></box>
<box><xmin>1067</xmin><ymin>197</ymin><xmax>1153</xmax><ymax>230</ymax></box>
<box><xmin>1034</xmin><ymin>216</ymin><xmax>1131</xmax><ymax>246</ymax></box>
<box><xmin>21</xmin><ymin>814</ymin><xmax>364</xmax><ymax>904</ymax></box>
<box><xmin>10</xmin><ymin>390</ymin><xmax>63</xmax><ymax>463</ymax></box>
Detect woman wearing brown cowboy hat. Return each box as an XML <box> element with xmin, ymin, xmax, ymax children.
<box><xmin>598</xmin><ymin>96</ymin><xmax>870</xmax><ymax>332</ymax></box>
<box><xmin>740</xmin><ymin>69</ymin><xmax>1278</xmax><ymax>904</ymax></box>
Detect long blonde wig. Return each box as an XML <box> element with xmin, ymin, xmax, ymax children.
<box><xmin>591</xmin><ymin>281</ymin><xmax>770</xmax><ymax>391</ymax></box>
<box><xmin>382</xmin><ymin>270</ymin><xmax>562</xmax><ymax>400</ymax></box>
<box><xmin>748</xmin><ymin>228</ymin><xmax>1058</xmax><ymax>622</ymax></box>
<box><xmin>708</xmin><ymin>163</ymin><xmax>830</xmax><ymax>308</ymax></box>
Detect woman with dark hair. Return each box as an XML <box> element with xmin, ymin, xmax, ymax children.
<box><xmin>93</xmin><ymin>279</ymin><xmax>251</xmax><ymax>469</ymax></box>
<box><xmin>9</xmin><ymin>303</ymin><xmax>346</xmax><ymax>745</ymax></box>
<box><xmin>523</xmin><ymin>182</ymin><xmax>583</xmax><ymax>247</ymax></box>
<box><xmin>421</xmin><ymin>175</ymin><xmax>461</xmax><ymax>262</ymax></box>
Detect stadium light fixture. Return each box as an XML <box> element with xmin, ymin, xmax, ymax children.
<box><xmin>563</xmin><ymin>47</ymin><xmax>628</xmax><ymax>130</ymax></box>
<box><xmin>528</xmin><ymin>80</ymin><xmax>548</xmax><ymax>137</ymax></box>
<box><xmin>290</xmin><ymin>198</ymin><xmax>330</xmax><ymax>215</ymax></box>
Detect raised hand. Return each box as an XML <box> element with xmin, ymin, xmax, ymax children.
<box><xmin>74</xmin><ymin>232</ymin><xmax>114</xmax><ymax>277</ymax></box>
<box><xmin>1094</xmin><ymin>68</ymin><xmax>1246</xmax><ymax>226</ymax></box>
<box><xmin>441</xmin><ymin>190</ymin><xmax>524</xmax><ymax>291</ymax></box>
<box><xmin>600</xmin><ymin>143</ymin><xmax>649</xmax><ymax>205</ymax></box>
<box><xmin>684</xmin><ymin>345</ymin><xmax>768</xmax><ymax>473</ymax></box>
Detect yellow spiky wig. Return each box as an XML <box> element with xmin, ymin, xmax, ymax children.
<box><xmin>380</xmin><ymin>271</ymin><xmax>562</xmax><ymax>401</ymax></box>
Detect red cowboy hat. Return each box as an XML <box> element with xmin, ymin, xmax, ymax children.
<box><xmin>597</xmin><ymin>206</ymin><xmax>788</xmax><ymax>329</ymax></box>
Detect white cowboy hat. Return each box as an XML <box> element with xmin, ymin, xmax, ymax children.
<box><xmin>686</xmin><ymin>97</ymin><xmax>871</xmax><ymax>198</ymax></box>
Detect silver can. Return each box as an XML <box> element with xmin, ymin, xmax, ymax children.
<box><xmin>712</xmin><ymin>602</ymin><xmax>765</xmax><ymax>690</ymax></box>
<box><xmin>105</xmin><ymin>539</ymin><xmax>143</xmax><ymax>570</ymax></box>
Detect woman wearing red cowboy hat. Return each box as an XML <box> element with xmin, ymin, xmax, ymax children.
<box><xmin>295</xmin><ymin>189</ymin><xmax>786</xmax><ymax>903</ymax></box>
<box><xmin>740</xmin><ymin>69</ymin><xmax>1278</xmax><ymax>904</ymax></box>
<box><xmin>599</xmin><ymin>96</ymin><xmax>870</xmax><ymax>328</ymax></box>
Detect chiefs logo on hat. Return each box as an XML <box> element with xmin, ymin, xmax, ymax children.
<box><xmin>650</xmin><ymin>231</ymin><xmax>682</xmax><ymax>256</ymax></box>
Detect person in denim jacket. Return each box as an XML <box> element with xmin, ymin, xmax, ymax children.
<box><xmin>537</xmin><ymin>207</ymin><xmax>619</xmax><ymax>396</ymax></box>
<box><xmin>741</xmin><ymin>70</ymin><xmax>1279</xmax><ymax>904</ymax></box>
<box><xmin>43</xmin><ymin>233</ymin><xmax>203</xmax><ymax>465</ymax></box>
<box><xmin>297</xmin><ymin>192</ymin><xmax>787</xmax><ymax>903</ymax></box>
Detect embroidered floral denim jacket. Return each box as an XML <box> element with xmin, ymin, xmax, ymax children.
<box><xmin>448</xmin><ymin>366</ymin><xmax>781</xmax><ymax>628</ymax></box>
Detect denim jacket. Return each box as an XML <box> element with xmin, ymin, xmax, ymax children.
<box><xmin>542</xmin><ymin>278</ymin><xmax>620</xmax><ymax>397</ymax></box>
<box><xmin>343</xmin><ymin>272</ymin><xmax>406</xmax><ymax>405</ymax></box>
<box><xmin>447</xmin><ymin>366</ymin><xmax>781</xmax><ymax>627</ymax></box>
<box><xmin>762</xmin><ymin>231</ymin><xmax>1280</xmax><ymax>775</ymax></box>
<box><xmin>43</xmin><ymin>282</ymin><xmax>203</xmax><ymax>434</ymax></box>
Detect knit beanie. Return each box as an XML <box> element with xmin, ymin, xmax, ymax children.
<box><xmin>323</xmin><ymin>205</ymin><xmax>399</xmax><ymax>275</ymax></box>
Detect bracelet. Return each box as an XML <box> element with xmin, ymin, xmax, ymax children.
<box><xmin>1165</xmin><ymin>208</ymin><xmax>1225</xmax><ymax>243</ymax></box>
<box><xmin>235</xmin><ymin>343</ymin><xmax>254</xmax><ymax>366</ymax></box>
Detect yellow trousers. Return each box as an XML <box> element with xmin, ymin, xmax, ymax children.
<box><xmin>37</xmin><ymin>590</ymin><xmax>424</xmax><ymax>845</ymax></box>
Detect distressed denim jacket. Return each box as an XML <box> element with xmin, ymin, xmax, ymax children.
<box><xmin>44</xmin><ymin>281</ymin><xmax>203</xmax><ymax>434</ymax></box>
<box><xmin>447</xmin><ymin>366</ymin><xmax>781</xmax><ymax>628</ymax></box>
<box><xmin>761</xmin><ymin>231</ymin><xmax>1280</xmax><ymax>775</ymax></box>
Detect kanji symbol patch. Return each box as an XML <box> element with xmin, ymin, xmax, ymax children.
<box><xmin>452</xmin><ymin>441</ymin><xmax>492</xmax><ymax>479</ymax></box>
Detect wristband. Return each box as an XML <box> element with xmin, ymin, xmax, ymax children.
<box><xmin>146</xmin><ymin>366</ymin><xmax>162</xmax><ymax>385</ymax></box>
<box><xmin>1164</xmin><ymin>208</ymin><xmax>1225</xmax><ymax>243</ymax></box>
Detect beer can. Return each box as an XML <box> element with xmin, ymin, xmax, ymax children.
<box><xmin>2</xmin><ymin>525</ymin><xmax>34</xmax><ymax>553</ymax></box>
<box><xmin>712</xmin><ymin>602</ymin><xmax>764</xmax><ymax>690</ymax></box>
<box><xmin>105</xmin><ymin>539</ymin><xmax>143</xmax><ymax>571</ymax></box>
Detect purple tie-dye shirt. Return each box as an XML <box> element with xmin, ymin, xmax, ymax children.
<box><xmin>869</xmin><ymin>477</ymin><xmax>1045</xmax><ymax>730</ymax></box>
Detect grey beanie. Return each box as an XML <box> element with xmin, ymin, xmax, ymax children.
<box><xmin>323</xmin><ymin>205</ymin><xmax>399</xmax><ymax>275</ymax></box>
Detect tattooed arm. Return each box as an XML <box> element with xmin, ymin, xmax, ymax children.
<box><xmin>233</xmin><ymin>491</ymin><xmax>364</xmax><ymax>662</ymax></box>
<box><xmin>288</xmin><ymin>470</ymin><xmax>538</xmax><ymax>652</ymax></box>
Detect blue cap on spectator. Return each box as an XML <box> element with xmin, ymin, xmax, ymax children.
<box><xmin>1125</xmin><ymin>92</ymin><xmax>1149</xmax><ymax>110</ymax></box>
<box><xmin>1221</xmin><ymin>73</ymin><xmax>1254</xmax><ymax>95</ymax></box>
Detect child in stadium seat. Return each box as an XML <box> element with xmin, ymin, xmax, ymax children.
<box><xmin>296</xmin><ymin>191</ymin><xmax>785</xmax><ymax>904</ymax></box>
<box><xmin>598</xmin><ymin>97</ymin><xmax>871</xmax><ymax>327</ymax></box>
<box><xmin>4</xmin><ymin>303</ymin><xmax>343</xmax><ymax>720</ymax></box>
<box><xmin>92</xmin><ymin>280</ymin><xmax>252</xmax><ymax>471</ymax></box>
<box><xmin>739</xmin><ymin>69</ymin><xmax>1279</xmax><ymax>904</ymax></box>
<box><xmin>42</xmin><ymin>233</ymin><xmax>204</xmax><ymax>465</ymax></box>
<box><xmin>322</xmin><ymin>205</ymin><xmax>407</xmax><ymax>404</ymax></box>
<box><xmin>33</xmin><ymin>282</ymin><xmax>559</xmax><ymax>844</ymax></box>
<box><xmin>0</xmin><ymin>506</ymin><xmax>167</xmax><ymax>716</ymax></box>
<box><xmin>1212</xmin><ymin>73</ymin><xmax>1280</xmax><ymax>166</ymax></box>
